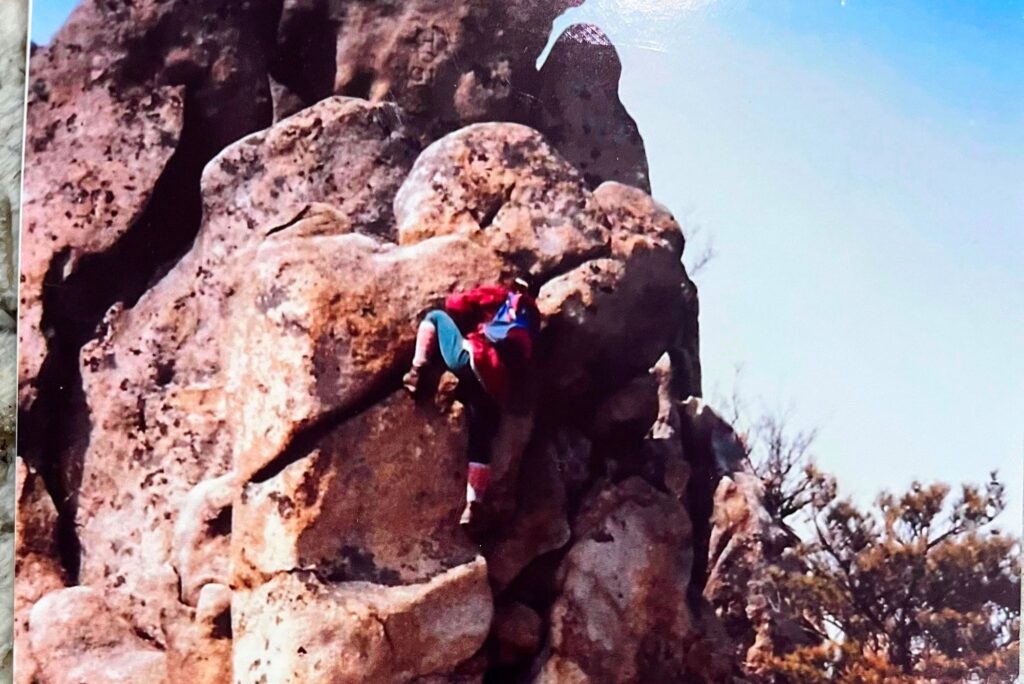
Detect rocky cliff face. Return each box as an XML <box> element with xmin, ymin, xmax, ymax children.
<box><xmin>17</xmin><ymin>1</ymin><xmax>751</xmax><ymax>682</ymax></box>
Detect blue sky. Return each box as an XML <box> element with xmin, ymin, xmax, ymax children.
<box><xmin>34</xmin><ymin>2</ymin><xmax>1024</xmax><ymax>529</ymax></box>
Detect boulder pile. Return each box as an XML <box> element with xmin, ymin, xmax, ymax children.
<box><xmin>16</xmin><ymin>1</ymin><xmax>758</xmax><ymax>682</ymax></box>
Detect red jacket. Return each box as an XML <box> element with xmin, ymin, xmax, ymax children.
<box><xmin>445</xmin><ymin>285</ymin><xmax>539</xmax><ymax>405</ymax></box>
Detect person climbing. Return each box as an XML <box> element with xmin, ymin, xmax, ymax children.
<box><xmin>403</xmin><ymin>276</ymin><xmax>541</xmax><ymax>527</ymax></box>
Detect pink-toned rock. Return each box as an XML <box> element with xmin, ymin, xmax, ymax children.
<box><xmin>272</xmin><ymin>1</ymin><xmax>644</xmax><ymax>198</ymax></box>
<box><xmin>484</xmin><ymin>433</ymin><xmax>573</xmax><ymax>589</ymax></box>
<box><xmin>20</xmin><ymin>0</ymin><xmax>282</xmax><ymax>409</ymax></box>
<box><xmin>18</xmin><ymin>85</ymin><xmax>183</xmax><ymax>410</ymax></box>
<box><xmin>535</xmin><ymin>25</ymin><xmax>650</xmax><ymax>192</ymax></box>
<box><xmin>27</xmin><ymin>586</ymin><xmax>168</xmax><ymax>684</ymax></box>
<box><xmin>163</xmin><ymin>583</ymin><xmax>233</xmax><ymax>684</ymax></box>
<box><xmin>14</xmin><ymin>459</ymin><xmax>66</xmax><ymax>684</ymax></box>
<box><xmin>233</xmin><ymin>558</ymin><xmax>492</xmax><ymax>684</ymax></box>
<box><xmin>536</xmin><ymin>477</ymin><xmax>734</xmax><ymax>683</ymax></box>
<box><xmin>223</xmin><ymin>229</ymin><xmax>507</xmax><ymax>484</ymax></box>
<box><xmin>593</xmin><ymin>180</ymin><xmax>702</xmax><ymax>399</ymax></box>
<box><xmin>705</xmin><ymin>473</ymin><xmax>815</xmax><ymax>678</ymax></box>
<box><xmin>16</xmin><ymin>28</ymin><xmax>738</xmax><ymax>679</ymax></box>
<box><xmin>593</xmin><ymin>180</ymin><xmax>684</xmax><ymax>258</ymax></box>
<box><xmin>273</xmin><ymin>0</ymin><xmax>582</xmax><ymax>135</ymax></box>
<box><xmin>537</xmin><ymin>250</ymin><xmax>683</xmax><ymax>401</ymax></box>
<box><xmin>172</xmin><ymin>472</ymin><xmax>237</xmax><ymax>606</ymax></box>
<box><xmin>72</xmin><ymin>96</ymin><xmax>417</xmax><ymax>644</ymax></box>
<box><xmin>395</xmin><ymin>122</ymin><xmax>609</xmax><ymax>276</ymax></box>
<box><xmin>40</xmin><ymin>0</ymin><xmax>277</xmax><ymax>149</ymax></box>
<box><xmin>535</xmin><ymin>181</ymin><xmax>687</xmax><ymax>403</ymax></box>
<box><xmin>232</xmin><ymin>392</ymin><xmax>476</xmax><ymax>589</ymax></box>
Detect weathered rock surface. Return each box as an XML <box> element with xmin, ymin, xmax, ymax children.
<box><xmin>73</xmin><ymin>96</ymin><xmax>417</xmax><ymax>646</ymax></box>
<box><xmin>705</xmin><ymin>472</ymin><xmax>817</xmax><ymax>679</ymax></box>
<box><xmin>15</xmin><ymin>3</ymin><xmax>765</xmax><ymax>682</ymax></box>
<box><xmin>28</xmin><ymin>587</ymin><xmax>169</xmax><ymax>684</ymax></box>
<box><xmin>13</xmin><ymin>460</ymin><xmax>65</xmax><ymax>684</ymax></box>
<box><xmin>20</xmin><ymin>0</ymin><xmax>280</xmax><ymax>411</ymax></box>
<box><xmin>493</xmin><ymin>602</ymin><xmax>544</xmax><ymax>666</ymax></box>
<box><xmin>273</xmin><ymin>0</ymin><xmax>577</xmax><ymax>132</ymax></box>
<box><xmin>484</xmin><ymin>433</ymin><xmax>573</xmax><ymax>589</ymax></box>
<box><xmin>235</xmin><ymin>558</ymin><xmax>492</xmax><ymax>683</ymax></box>
<box><xmin>271</xmin><ymin>4</ymin><xmax>649</xmax><ymax>194</ymax></box>
<box><xmin>232</xmin><ymin>390</ymin><xmax>477</xmax><ymax>588</ymax></box>
<box><xmin>394</xmin><ymin>122</ymin><xmax>609</xmax><ymax>274</ymax></box>
<box><xmin>537</xmin><ymin>477</ymin><xmax>734</xmax><ymax>683</ymax></box>
<box><xmin>535</xmin><ymin>24</ymin><xmax>650</xmax><ymax>192</ymax></box>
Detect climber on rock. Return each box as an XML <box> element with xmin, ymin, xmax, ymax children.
<box><xmin>403</xmin><ymin>276</ymin><xmax>541</xmax><ymax>527</ymax></box>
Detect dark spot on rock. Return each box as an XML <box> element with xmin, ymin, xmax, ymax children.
<box><xmin>211</xmin><ymin>608</ymin><xmax>232</xmax><ymax>640</ymax></box>
<box><xmin>324</xmin><ymin>546</ymin><xmax>402</xmax><ymax>586</ymax></box>
<box><xmin>312</xmin><ymin>334</ymin><xmax>349</xmax><ymax>404</ymax></box>
<box><xmin>256</xmin><ymin>285</ymin><xmax>287</xmax><ymax>313</ymax></box>
<box><xmin>268</xmin><ymin>491</ymin><xmax>295</xmax><ymax>518</ymax></box>
<box><xmin>154</xmin><ymin>359</ymin><xmax>175</xmax><ymax>386</ymax></box>
<box><xmin>207</xmin><ymin>506</ymin><xmax>232</xmax><ymax>537</ymax></box>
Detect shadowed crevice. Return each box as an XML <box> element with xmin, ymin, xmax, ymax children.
<box><xmin>247</xmin><ymin>365</ymin><xmax>407</xmax><ymax>486</ymax></box>
<box><xmin>22</xmin><ymin>74</ymin><xmax>276</xmax><ymax>579</ymax></box>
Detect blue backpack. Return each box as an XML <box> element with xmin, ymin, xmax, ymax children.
<box><xmin>483</xmin><ymin>292</ymin><xmax>535</xmax><ymax>345</ymax></box>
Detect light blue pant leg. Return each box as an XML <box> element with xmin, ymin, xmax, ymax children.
<box><xmin>424</xmin><ymin>310</ymin><xmax>471</xmax><ymax>372</ymax></box>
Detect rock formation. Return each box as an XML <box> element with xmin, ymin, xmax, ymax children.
<box><xmin>704</xmin><ymin>472</ymin><xmax>820</xmax><ymax>680</ymax></box>
<box><xmin>16</xmin><ymin>1</ymin><xmax>760</xmax><ymax>682</ymax></box>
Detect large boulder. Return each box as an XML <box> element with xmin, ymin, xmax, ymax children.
<box><xmin>536</xmin><ymin>477</ymin><xmax>734</xmax><ymax>683</ymax></box>
<box><xmin>536</xmin><ymin>181</ymin><xmax>685</xmax><ymax>405</ymax></box>
<box><xmin>272</xmin><ymin>0</ymin><xmax>581</xmax><ymax>134</ymax></box>
<box><xmin>234</xmin><ymin>559</ymin><xmax>492</xmax><ymax>684</ymax></box>
<box><xmin>19</xmin><ymin>0</ymin><xmax>281</xmax><ymax>411</ymax></box>
<box><xmin>72</xmin><ymin>97</ymin><xmax>417</xmax><ymax>646</ymax></box>
<box><xmin>15</xmin><ymin>7</ymin><xmax>743</xmax><ymax>674</ymax></box>
<box><xmin>271</xmin><ymin>2</ymin><xmax>647</xmax><ymax>195</ymax></box>
<box><xmin>223</xmin><ymin>229</ymin><xmax>507</xmax><ymax>486</ymax></box>
<box><xmin>27</xmin><ymin>587</ymin><xmax>169</xmax><ymax>684</ymax></box>
<box><xmin>395</xmin><ymin>122</ymin><xmax>609</xmax><ymax>275</ymax></box>
<box><xmin>232</xmin><ymin>391</ymin><xmax>478</xmax><ymax>588</ymax></box>
<box><xmin>534</xmin><ymin>24</ymin><xmax>650</xmax><ymax>191</ymax></box>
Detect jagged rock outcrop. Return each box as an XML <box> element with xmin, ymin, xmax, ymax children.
<box><xmin>536</xmin><ymin>476</ymin><xmax>736</xmax><ymax>683</ymax></box>
<box><xmin>18</xmin><ymin>4</ymin><xmax>651</xmax><ymax>602</ymax></box>
<box><xmin>705</xmin><ymin>472</ymin><xmax>818</xmax><ymax>680</ymax></box>
<box><xmin>535</xmin><ymin>24</ymin><xmax>649</xmax><ymax>192</ymax></box>
<box><xmin>15</xmin><ymin>2</ymin><xmax>761</xmax><ymax>683</ymax></box>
